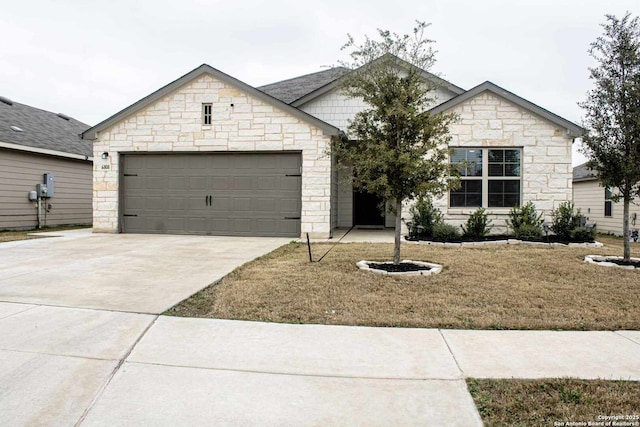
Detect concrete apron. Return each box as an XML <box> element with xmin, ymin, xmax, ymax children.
<box><xmin>1</xmin><ymin>305</ymin><xmax>638</xmax><ymax>425</ymax></box>
<box><xmin>0</xmin><ymin>231</ymin><xmax>291</xmax><ymax>314</ymax></box>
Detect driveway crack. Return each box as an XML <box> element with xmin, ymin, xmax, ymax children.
<box><xmin>73</xmin><ymin>314</ymin><xmax>160</xmax><ymax>426</ymax></box>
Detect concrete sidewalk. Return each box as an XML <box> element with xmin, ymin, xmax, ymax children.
<box><xmin>2</xmin><ymin>303</ymin><xmax>638</xmax><ymax>426</ymax></box>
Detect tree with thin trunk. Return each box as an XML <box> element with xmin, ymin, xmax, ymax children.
<box><xmin>580</xmin><ymin>12</ymin><xmax>640</xmax><ymax>261</ymax></box>
<box><xmin>334</xmin><ymin>22</ymin><xmax>458</xmax><ymax>264</ymax></box>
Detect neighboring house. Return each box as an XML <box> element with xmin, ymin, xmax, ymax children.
<box><xmin>0</xmin><ymin>96</ymin><xmax>92</xmax><ymax>230</ymax></box>
<box><xmin>572</xmin><ymin>163</ymin><xmax>640</xmax><ymax>236</ymax></box>
<box><xmin>84</xmin><ymin>58</ymin><xmax>581</xmax><ymax>238</ymax></box>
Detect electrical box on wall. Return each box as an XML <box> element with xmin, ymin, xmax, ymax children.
<box><xmin>43</xmin><ymin>173</ymin><xmax>54</xmax><ymax>197</ymax></box>
<box><xmin>28</xmin><ymin>191</ymin><xmax>37</xmax><ymax>201</ymax></box>
<box><xmin>36</xmin><ymin>184</ymin><xmax>48</xmax><ymax>197</ymax></box>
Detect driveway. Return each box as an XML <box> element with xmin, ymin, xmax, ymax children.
<box><xmin>0</xmin><ymin>229</ymin><xmax>290</xmax><ymax>313</ymax></box>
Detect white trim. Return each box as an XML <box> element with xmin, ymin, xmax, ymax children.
<box><xmin>0</xmin><ymin>141</ymin><xmax>93</xmax><ymax>162</ymax></box>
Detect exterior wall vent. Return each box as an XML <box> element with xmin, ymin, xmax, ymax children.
<box><xmin>0</xmin><ymin>96</ymin><xmax>14</xmax><ymax>106</ymax></box>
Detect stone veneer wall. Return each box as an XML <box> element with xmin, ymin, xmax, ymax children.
<box><xmin>93</xmin><ymin>74</ymin><xmax>333</xmax><ymax>238</ymax></box>
<box><xmin>301</xmin><ymin>87</ymin><xmax>457</xmax><ymax>228</ymax></box>
<box><xmin>431</xmin><ymin>92</ymin><xmax>574</xmax><ymax>234</ymax></box>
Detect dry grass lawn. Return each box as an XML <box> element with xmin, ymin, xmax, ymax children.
<box><xmin>166</xmin><ymin>235</ymin><xmax>640</xmax><ymax>330</ymax></box>
<box><xmin>467</xmin><ymin>378</ymin><xmax>640</xmax><ymax>426</ymax></box>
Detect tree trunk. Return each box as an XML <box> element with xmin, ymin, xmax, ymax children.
<box><xmin>394</xmin><ymin>199</ymin><xmax>402</xmax><ymax>265</ymax></box>
<box><xmin>623</xmin><ymin>196</ymin><xmax>631</xmax><ymax>261</ymax></box>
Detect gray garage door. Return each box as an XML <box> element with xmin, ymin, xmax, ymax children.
<box><xmin>121</xmin><ymin>153</ymin><xmax>301</xmax><ymax>237</ymax></box>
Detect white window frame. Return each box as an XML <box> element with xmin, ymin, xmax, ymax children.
<box><xmin>449</xmin><ymin>147</ymin><xmax>523</xmax><ymax>209</ymax></box>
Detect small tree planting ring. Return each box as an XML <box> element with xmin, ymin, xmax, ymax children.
<box><xmin>356</xmin><ymin>260</ymin><xmax>442</xmax><ymax>276</ymax></box>
<box><xmin>584</xmin><ymin>255</ymin><xmax>640</xmax><ymax>270</ymax></box>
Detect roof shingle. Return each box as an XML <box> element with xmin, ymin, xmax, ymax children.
<box><xmin>0</xmin><ymin>98</ymin><xmax>91</xmax><ymax>157</ymax></box>
<box><xmin>258</xmin><ymin>67</ymin><xmax>350</xmax><ymax>104</ymax></box>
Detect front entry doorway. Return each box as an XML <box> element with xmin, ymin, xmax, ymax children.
<box><xmin>353</xmin><ymin>190</ymin><xmax>384</xmax><ymax>227</ymax></box>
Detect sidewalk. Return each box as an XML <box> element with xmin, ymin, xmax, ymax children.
<box><xmin>1</xmin><ymin>304</ymin><xmax>638</xmax><ymax>426</ymax></box>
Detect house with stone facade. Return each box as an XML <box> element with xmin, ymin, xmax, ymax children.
<box><xmin>83</xmin><ymin>57</ymin><xmax>581</xmax><ymax>238</ymax></box>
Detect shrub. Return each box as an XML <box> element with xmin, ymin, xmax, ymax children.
<box><xmin>507</xmin><ymin>201</ymin><xmax>543</xmax><ymax>238</ymax></box>
<box><xmin>432</xmin><ymin>223</ymin><xmax>461</xmax><ymax>242</ymax></box>
<box><xmin>570</xmin><ymin>226</ymin><xmax>596</xmax><ymax>242</ymax></box>
<box><xmin>461</xmin><ymin>208</ymin><xmax>493</xmax><ymax>240</ymax></box>
<box><xmin>514</xmin><ymin>223</ymin><xmax>543</xmax><ymax>240</ymax></box>
<box><xmin>551</xmin><ymin>201</ymin><xmax>585</xmax><ymax>241</ymax></box>
<box><xmin>408</xmin><ymin>196</ymin><xmax>443</xmax><ymax>238</ymax></box>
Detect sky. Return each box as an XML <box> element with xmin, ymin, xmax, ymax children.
<box><xmin>1</xmin><ymin>0</ymin><xmax>638</xmax><ymax>166</ymax></box>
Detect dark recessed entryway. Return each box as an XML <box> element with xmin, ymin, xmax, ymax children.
<box><xmin>121</xmin><ymin>152</ymin><xmax>301</xmax><ymax>237</ymax></box>
<box><xmin>353</xmin><ymin>189</ymin><xmax>384</xmax><ymax>227</ymax></box>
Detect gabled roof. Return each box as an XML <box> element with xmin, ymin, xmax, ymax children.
<box><xmin>258</xmin><ymin>67</ymin><xmax>350</xmax><ymax>104</ymax></box>
<box><xmin>82</xmin><ymin>64</ymin><xmax>340</xmax><ymax>140</ymax></box>
<box><xmin>430</xmin><ymin>81</ymin><xmax>583</xmax><ymax>138</ymax></box>
<box><xmin>573</xmin><ymin>162</ymin><xmax>597</xmax><ymax>182</ymax></box>
<box><xmin>258</xmin><ymin>53</ymin><xmax>466</xmax><ymax>107</ymax></box>
<box><xmin>0</xmin><ymin>98</ymin><xmax>91</xmax><ymax>158</ymax></box>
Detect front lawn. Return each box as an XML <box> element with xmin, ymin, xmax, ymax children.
<box><xmin>467</xmin><ymin>378</ymin><xmax>640</xmax><ymax>426</ymax></box>
<box><xmin>166</xmin><ymin>235</ymin><xmax>639</xmax><ymax>330</ymax></box>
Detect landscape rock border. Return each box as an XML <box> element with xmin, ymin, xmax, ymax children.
<box><xmin>584</xmin><ymin>255</ymin><xmax>640</xmax><ymax>270</ymax></box>
<box><xmin>356</xmin><ymin>260</ymin><xmax>443</xmax><ymax>276</ymax></box>
<box><xmin>405</xmin><ymin>239</ymin><xmax>604</xmax><ymax>248</ymax></box>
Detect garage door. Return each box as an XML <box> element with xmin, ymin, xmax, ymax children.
<box><xmin>121</xmin><ymin>153</ymin><xmax>301</xmax><ymax>237</ymax></box>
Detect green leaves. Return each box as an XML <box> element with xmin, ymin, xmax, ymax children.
<box><xmin>334</xmin><ymin>21</ymin><xmax>457</xmax><ymax>263</ymax></box>
<box><xmin>580</xmin><ymin>12</ymin><xmax>640</xmax><ymax>260</ymax></box>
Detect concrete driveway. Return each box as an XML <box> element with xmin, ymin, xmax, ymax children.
<box><xmin>0</xmin><ymin>229</ymin><xmax>290</xmax><ymax>313</ymax></box>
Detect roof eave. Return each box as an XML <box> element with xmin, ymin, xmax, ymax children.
<box><xmin>82</xmin><ymin>64</ymin><xmax>340</xmax><ymax>140</ymax></box>
<box><xmin>291</xmin><ymin>54</ymin><xmax>465</xmax><ymax>108</ymax></box>
<box><xmin>430</xmin><ymin>81</ymin><xmax>584</xmax><ymax>138</ymax></box>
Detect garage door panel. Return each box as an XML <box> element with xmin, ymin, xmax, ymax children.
<box><xmin>146</xmin><ymin>176</ymin><xmax>164</xmax><ymax>190</ymax></box>
<box><xmin>145</xmin><ymin>196</ymin><xmax>164</xmax><ymax>211</ymax></box>
<box><xmin>167</xmin><ymin>197</ymin><xmax>185</xmax><ymax>210</ymax></box>
<box><xmin>189</xmin><ymin>176</ymin><xmax>207</xmax><ymax>190</ymax></box>
<box><xmin>168</xmin><ymin>177</ymin><xmax>186</xmax><ymax>190</ymax></box>
<box><xmin>233</xmin><ymin>218</ymin><xmax>252</xmax><ymax>232</ymax></box>
<box><xmin>211</xmin><ymin>197</ymin><xmax>229</xmax><ymax>211</ymax></box>
<box><xmin>122</xmin><ymin>153</ymin><xmax>301</xmax><ymax>237</ymax></box>
<box><xmin>232</xmin><ymin>177</ymin><xmax>253</xmax><ymax>191</ymax></box>
<box><xmin>232</xmin><ymin>198</ymin><xmax>252</xmax><ymax>211</ymax></box>
<box><xmin>256</xmin><ymin>198</ymin><xmax>275</xmax><ymax>212</ymax></box>
<box><xmin>212</xmin><ymin>177</ymin><xmax>230</xmax><ymax>190</ymax></box>
<box><xmin>281</xmin><ymin>177</ymin><xmax>301</xmax><ymax>191</ymax></box>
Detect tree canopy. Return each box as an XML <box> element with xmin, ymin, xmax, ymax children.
<box><xmin>580</xmin><ymin>12</ymin><xmax>640</xmax><ymax>261</ymax></box>
<box><xmin>334</xmin><ymin>22</ymin><xmax>458</xmax><ymax>263</ymax></box>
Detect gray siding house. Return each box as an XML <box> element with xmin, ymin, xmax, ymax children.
<box><xmin>572</xmin><ymin>163</ymin><xmax>640</xmax><ymax>236</ymax></box>
<box><xmin>84</xmin><ymin>57</ymin><xmax>581</xmax><ymax>238</ymax></box>
<box><xmin>0</xmin><ymin>97</ymin><xmax>92</xmax><ymax>230</ymax></box>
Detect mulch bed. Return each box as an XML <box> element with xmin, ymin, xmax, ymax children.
<box><xmin>366</xmin><ymin>262</ymin><xmax>432</xmax><ymax>273</ymax></box>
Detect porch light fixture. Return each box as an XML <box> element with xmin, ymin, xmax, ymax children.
<box><xmin>101</xmin><ymin>152</ymin><xmax>109</xmax><ymax>159</ymax></box>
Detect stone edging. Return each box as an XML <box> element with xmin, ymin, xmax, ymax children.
<box><xmin>405</xmin><ymin>239</ymin><xmax>604</xmax><ymax>248</ymax></box>
<box><xmin>356</xmin><ymin>260</ymin><xmax>443</xmax><ymax>276</ymax></box>
<box><xmin>584</xmin><ymin>255</ymin><xmax>640</xmax><ymax>270</ymax></box>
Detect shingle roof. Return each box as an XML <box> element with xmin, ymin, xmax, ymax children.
<box><xmin>573</xmin><ymin>162</ymin><xmax>597</xmax><ymax>182</ymax></box>
<box><xmin>257</xmin><ymin>67</ymin><xmax>350</xmax><ymax>104</ymax></box>
<box><xmin>0</xmin><ymin>98</ymin><xmax>91</xmax><ymax>157</ymax></box>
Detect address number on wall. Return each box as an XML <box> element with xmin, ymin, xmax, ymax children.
<box><xmin>101</xmin><ymin>164</ymin><xmax>110</xmax><ymax>170</ymax></box>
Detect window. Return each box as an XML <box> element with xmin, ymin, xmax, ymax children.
<box><xmin>604</xmin><ymin>187</ymin><xmax>613</xmax><ymax>217</ymax></box>
<box><xmin>202</xmin><ymin>103</ymin><xmax>212</xmax><ymax>125</ymax></box>
<box><xmin>450</xmin><ymin>148</ymin><xmax>521</xmax><ymax>208</ymax></box>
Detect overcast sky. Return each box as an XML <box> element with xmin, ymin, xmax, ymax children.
<box><xmin>1</xmin><ymin>0</ymin><xmax>638</xmax><ymax>165</ymax></box>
